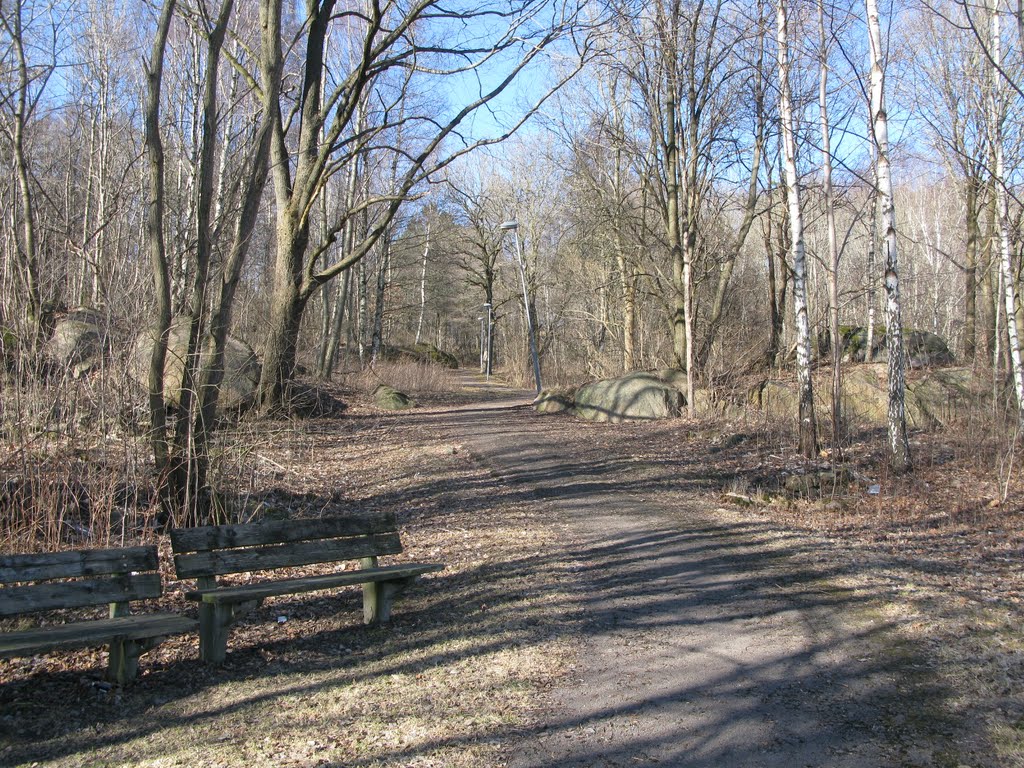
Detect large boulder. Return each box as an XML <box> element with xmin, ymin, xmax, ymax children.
<box><xmin>373</xmin><ymin>384</ymin><xmax>412</xmax><ymax>410</ymax></box>
<box><xmin>411</xmin><ymin>343</ymin><xmax>459</xmax><ymax>369</ymax></box>
<box><xmin>905</xmin><ymin>331</ymin><xmax>955</xmax><ymax>368</ymax></box>
<box><xmin>44</xmin><ymin>307</ymin><xmax>109</xmax><ymax>378</ymax></box>
<box><xmin>131</xmin><ymin>318</ymin><xmax>261</xmax><ymax>411</ymax></box>
<box><xmin>653</xmin><ymin>367</ymin><xmax>688</xmax><ymax>393</ymax></box>
<box><xmin>381</xmin><ymin>343</ymin><xmax>460</xmax><ymax>369</ymax></box>
<box><xmin>839</xmin><ymin>366</ymin><xmax>890</xmax><ymax>425</ymax></box>
<box><xmin>833</xmin><ymin>326</ymin><xmax>954</xmax><ymax>368</ymax></box>
<box><xmin>574</xmin><ymin>372</ymin><xmax>683</xmax><ymax>423</ymax></box>
<box><xmin>906</xmin><ymin>368</ymin><xmax>978</xmax><ymax>428</ymax></box>
<box><xmin>750</xmin><ymin>365</ymin><xmax>983</xmax><ymax>430</ymax></box>
<box><xmin>534</xmin><ymin>388</ymin><xmax>574</xmax><ymax>414</ymax></box>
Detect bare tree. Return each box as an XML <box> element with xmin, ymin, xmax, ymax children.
<box><xmin>775</xmin><ymin>0</ymin><xmax>818</xmax><ymax>457</ymax></box>
<box><xmin>866</xmin><ymin>0</ymin><xmax>911</xmax><ymax>471</ymax></box>
<box><xmin>255</xmin><ymin>0</ymin><xmax>591</xmax><ymax>412</ymax></box>
<box><xmin>818</xmin><ymin>0</ymin><xmax>843</xmax><ymax>453</ymax></box>
<box><xmin>911</xmin><ymin>3</ymin><xmax>989</xmax><ymax>364</ymax></box>
<box><xmin>0</xmin><ymin>0</ymin><xmax>62</xmax><ymax>358</ymax></box>
<box><xmin>986</xmin><ymin>0</ymin><xmax>1024</xmax><ymax>424</ymax></box>
<box><xmin>142</xmin><ymin>0</ymin><xmax>177</xmax><ymax>517</ymax></box>
<box><xmin>144</xmin><ymin>0</ymin><xmax>281</xmax><ymax>524</ymax></box>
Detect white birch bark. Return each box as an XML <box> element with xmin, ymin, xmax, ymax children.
<box><xmin>415</xmin><ymin>222</ymin><xmax>430</xmax><ymax>345</ymax></box>
<box><xmin>988</xmin><ymin>0</ymin><xmax>1024</xmax><ymax>424</ymax></box>
<box><xmin>866</xmin><ymin>143</ymin><xmax>878</xmax><ymax>361</ymax></box>
<box><xmin>818</xmin><ymin>0</ymin><xmax>842</xmax><ymax>453</ymax></box>
<box><xmin>775</xmin><ymin>0</ymin><xmax>818</xmax><ymax>457</ymax></box>
<box><xmin>866</xmin><ymin>0</ymin><xmax>911</xmax><ymax>471</ymax></box>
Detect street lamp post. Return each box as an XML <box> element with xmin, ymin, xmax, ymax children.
<box><xmin>500</xmin><ymin>221</ymin><xmax>542</xmax><ymax>393</ymax></box>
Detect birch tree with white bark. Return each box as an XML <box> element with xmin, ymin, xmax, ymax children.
<box><xmin>775</xmin><ymin>0</ymin><xmax>818</xmax><ymax>457</ymax></box>
<box><xmin>986</xmin><ymin>0</ymin><xmax>1024</xmax><ymax>426</ymax></box>
<box><xmin>866</xmin><ymin>0</ymin><xmax>912</xmax><ymax>471</ymax></box>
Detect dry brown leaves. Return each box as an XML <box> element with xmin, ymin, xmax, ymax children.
<box><xmin>3</xmin><ymin>376</ymin><xmax>1024</xmax><ymax>765</ymax></box>
<box><xmin>0</xmin><ymin>384</ymin><xmax>581</xmax><ymax>767</ymax></box>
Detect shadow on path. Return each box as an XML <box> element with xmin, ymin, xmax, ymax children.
<box><xmin>435</xmin><ymin>379</ymin><xmax>952</xmax><ymax>768</ymax></box>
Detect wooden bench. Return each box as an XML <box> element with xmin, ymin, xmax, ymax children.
<box><xmin>170</xmin><ymin>512</ymin><xmax>444</xmax><ymax>663</ymax></box>
<box><xmin>0</xmin><ymin>546</ymin><xmax>197</xmax><ymax>684</ymax></box>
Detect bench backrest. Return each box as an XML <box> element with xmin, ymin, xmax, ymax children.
<box><xmin>170</xmin><ymin>511</ymin><xmax>403</xmax><ymax>579</ymax></box>
<box><xmin>0</xmin><ymin>546</ymin><xmax>162</xmax><ymax>617</ymax></box>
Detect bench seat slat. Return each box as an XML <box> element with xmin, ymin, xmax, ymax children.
<box><xmin>0</xmin><ymin>546</ymin><xmax>158</xmax><ymax>583</ymax></box>
<box><xmin>170</xmin><ymin>512</ymin><xmax>398</xmax><ymax>553</ymax></box>
<box><xmin>0</xmin><ymin>573</ymin><xmax>163</xmax><ymax>617</ymax></box>
<box><xmin>173</xmin><ymin>533</ymin><xmax>403</xmax><ymax>578</ymax></box>
<box><xmin>0</xmin><ymin>613</ymin><xmax>197</xmax><ymax>658</ymax></box>
<box><xmin>184</xmin><ymin>563</ymin><xmax>445</xmax><ymax>604</ymax></box>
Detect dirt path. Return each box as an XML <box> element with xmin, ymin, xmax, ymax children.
<box><xmin>435</xmin><ymin>374</ymin><xmax>946</xmax><ymax>767</ymax></box>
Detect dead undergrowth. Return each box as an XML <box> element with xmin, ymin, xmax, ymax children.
<box><xmin>0</xmin><ymin>382</ymin><xmax>580</xmax><ymax>768</ymax></box>
<box><xmin>2</xmin><ymin>371</ymin><xmax>1023</xmax><ymax>765</ymax></box>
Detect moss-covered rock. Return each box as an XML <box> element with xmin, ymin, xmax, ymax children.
<box><xmin>44</xmin><ymin>307</ymin><xmax>110</xmax><ymax>378</ymax></box>
<box><xmin>751</xmin><ymin>365</ymin><xmax>984</xmax><ymax>430</ymax></box>
<box><xmin>534</xmin><ymin>388</ymin><xmax>574</xmax><ymax>414</ymax></box>
<box><xmin>131</xmin><ymin>318</ymin><xmax>261</xmax><ymax>411</ymax></box>
<box><xmin>381</xmin><ymin>343</ymin><xmax>460</xmax><ymax>369</ymax></box>
<box><xmin>0</xmin><ymin>326</ymin><xmax>17</xmax><ymax>369</ymax></box>
<box><xmin>828</xmin><ymin>326</ymin><xmax>954</xmax><ymax>367</ymax></box>
<box><xmin>373</xmin><ymin>384</ymin><xmax>412</xmax><ymax>410</ymax></box>
<box><xmin>575</xmin><ymin>371</ymin><xmax>683</xmax><ymax>423</ymax></box>
<box><xmin>783</xmin><ymin>467</ymin><xmax>858</xmax><ymax>498</ymax></box>
<box><xmin>412</xmin><ymin>343</ymin><xmax>460</xmax><ymax>369</ymax></box>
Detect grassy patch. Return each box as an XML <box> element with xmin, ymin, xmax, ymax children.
<box><xmin>0</xmin><ymin>401</ymin><xmax>581</xmax><ymax>767</ymax></box>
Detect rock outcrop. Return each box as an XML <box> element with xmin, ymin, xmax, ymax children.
<box><xmin>534</xmin><ymin>388</ymin><xmax>575</xmax><ymax>414</ymax></box>
<box><xmin>44</xmin><ymin>307</ymin><xmax>109</xmax><ymax>378</ymax></box>
<box><xmin>373</xmin><ymin>384</ymin><xmax>412</xmax><ymax>410</ymax></box>
<box><xmin>131</xmin><ymin>318</ymin><xmax>261</xmax><ymax>411</ymax></box>
<box><xmin>828</xmin><ymin>326</ymin><xmax>955</xmax><ymax>368</ymax></box>
<box><xmin>749</xmin><ymin>365</ymin><xmax>983</xmax><ymax>430</ymax></box>
<box><xmin>574</xmin><ymin>371</ymin><xmax>683</xmax><ymax>423</ymax></box>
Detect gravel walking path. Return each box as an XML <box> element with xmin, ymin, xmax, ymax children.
<box><xmin>442</xmin><ymin>375</ymin><xmax>939</xmax><ymax>768</ymax></box>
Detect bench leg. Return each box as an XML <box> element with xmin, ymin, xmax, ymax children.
<box><xmin>363</xmin><ymin>577</ymin><xmax>416</xmax><ymax>625</ymax></box>
<box><xmin>107</xmin><ymin>637</ymin><xmax>161</xmax><ymax>685</ymax></box>
<box><xmin>199</xmin><ymin>603</ymin><xmax>233</xmax><ymax>664</ymax></box>
<box><xmin>199</xmin><ymin>600</ymin><xmax>259</xmax><ymax>664</ymax></box>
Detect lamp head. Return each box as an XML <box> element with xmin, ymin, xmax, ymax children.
<box><xmin>499</xmin><ymin>221</ymin><xmax>519</xmax><ymax>231</ymax></box>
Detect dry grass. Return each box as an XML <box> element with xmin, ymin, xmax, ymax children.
<box><xmin>3</xmin><ymin>367</ymin><xmax>1024</xmax><ymax>765</ymax></box>
<box><xmin>0</xmin><ymin>367</ymin><xmax>160</xmax><ymax>553</ymax></box>
<box><xmin>349</xmin><ymin>361</ymin><xmax>461</xmax><ymax>396</ymax></box>
<box><xmin>0</xmin><ymin>387</ymin><xmax>582</xmax><ymax>768</ymax></box>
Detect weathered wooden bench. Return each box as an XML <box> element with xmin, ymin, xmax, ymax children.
<box><xmin>0</xmin><ymin>546</ymin><xmax>197</xmax><ymax>684</ymax></box>
<box><xmin>170</xmin><ymin>512</ymin><xmax>444</xmax><ymax>663</ymax></box>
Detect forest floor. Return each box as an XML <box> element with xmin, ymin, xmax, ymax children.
<box><xmin>0</xmin><ymin>370</ymin><xmax>1022</xmax><ymax>766</ymax></box>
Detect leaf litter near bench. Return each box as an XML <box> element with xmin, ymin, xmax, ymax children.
<box><xmin>0</xmin><ymin>391</ymin><xmax>584</xmax><ymax>768</ymax></box>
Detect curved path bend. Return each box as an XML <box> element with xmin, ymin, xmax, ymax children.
<box><xmin>427</xmin><ymin>374</ymin><xmax>944</xmax><ymax>768</ymax></box>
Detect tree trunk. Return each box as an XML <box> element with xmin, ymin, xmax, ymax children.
<box><xmin>370</xmin><ymin>237</ymin><xmax>390</xmax><ymax>363</ymax></box>
<box><xmin>867</xmin><ymin>0</ymin><xmax>911</xmax><ymax>472</ymax></box>
<box><xmin>5</xmin><ymin>3</ymin><xmax>44</xmax><ymax>358</ymax></box>
<box><xmin>819</xmin><ymin>0</ymin><xmax>843</xmax><ymax>454</ymax></box>
<box><xmin>261</xmin><ymin>197</ymin><xmax>310</xmax><ymax>410</ymax></box>
<box><xmin>776</xmin><ymin>0</ymin><xmax>818</xmax><ymax>458</ymax></box>
<box><xmin>988</xmin><ymin>0</ymin><xmax>1024</xmax><ymax>425</ymax></box>
<box><xmin>415</xmin><ymin>222</ymin><xmax>430</xmax><ymax>345</ymax></box>
<box><xmin>964</xmin><ymin>174</ymin><xmax>980</xmax><ymax>364</ymax></box>
<box><xmin>143</xmin><ymin>0</ymin><xmax>176</xmax><ymax>525</ymax></box>
<box><xmin>618</xmin><ymin>249</ymin><xmax>637</xmax><ymax>371</ymax></box>
<box><xmin>666</xmin><ymin>94</ymin><xmax>686</xmax><ymax>373</ymax></box>
<box><xmin>866</xmin><ymin>145</ymin><xmax>878</xmax><ymax>362</ymax></box>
